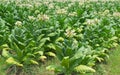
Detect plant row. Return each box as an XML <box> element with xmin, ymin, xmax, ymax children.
<box><xmin>0</xmin><ymin>0</ymin><xmax>120</xmax><ymax>75</ymax></box>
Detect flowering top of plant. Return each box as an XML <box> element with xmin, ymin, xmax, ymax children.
<box><xmin>113</xmin><ymin>12</ymin><xmax>120</xmax><ymax>17</ymax></box>
<box><xmin>65</xmin><ymin>27</ymin><xmax>76</xmax><ymax>38</ymax></box>
<box><xmin>37</xmin><ymin>14</ymin><xmax>50</xmax><ymax>21</ymax></box>
<box><xmin>48</xmin><ymin>3</ymin><xmax>54</xmax><ymax>9</ymax></box>
<box><xmin>68</xmin><ymin>12</ymin><xmax>77</xmax><ymax>16</ymax></box>
<box><xmin>68</xmin><ymin>3</ymin><xmax>75</xmax><ymax>7</ymax></box>
<box><xmin>28</xmin><ymin>16</ymin><xmax>36</xmax><ymax>21</ymax></box>
<box><xmin>98</xmin><ymin>10</ymin><xmax>111</xmax><ymax>17</ymax></box>
<box><xmin>19</xmin><ymin>4</ymin><xmax>33</xmax><ymax>9</ymax></box>
<box><xmin>56</xmin><ymin>9</ymin><xmax>67</xmax><ymax>15</ymax></box>
<box><xmin>15</xmin><ymin>21</ymin><xmax>22</xmax><ymax>26</ymax></box>
<box><xmin>84</xmin><ymin>18</ymin><xmax>100</xmax><ymax>25</ymax></box>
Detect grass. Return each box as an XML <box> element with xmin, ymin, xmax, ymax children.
<box><xmin>94</xmin><ymin>46</ymin><xmax>120</xmax><ymax>75</ymax></box>
<box><xmin>21</xmin><ymin>58</ymin><xmax>59</xmax><ymax>75</ymax></box>
<box><xmin>38</xmin><ymin>58</ymin><xmax>59</xmax><ymax>75</ymax></box>
<box><xmin>106</xmin><ymin>46</ymin><xmax>120</xmax><ymax>75</ymax></box>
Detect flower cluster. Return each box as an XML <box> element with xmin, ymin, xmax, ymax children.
<box><xmin>99</xmin><ymin>10</ymin><xmax>111</xmax><ymax>16</ymax></box>
<box><xmin>68</xmin><ymin>3</ymin><xmax>74</xmax><ymax>7</ymax></box>
<box><xmin>113</xmin><ymin>12</ymin><xmax>120</xmax><ymax>17</ymax></box>
<box><xmin>15</xmin><ymin>21</ymin><xmax>22</xmax><ymax>26</ymax></box>
<box><xmin>65</xmin><ymin>28</ymin><xmax>76</xmax><ymax>38</ymax></box>
<box><xmin>28</xmin><ymin>16</ymin><xmax>36</xmax><ymax>21</ymax></box>
<box><xmin>84</xmin><ymin>18</ymin><xmax>100</xmax><ymax>25</ymax></box>
<box><xmin>68</xmin><ymin>12</ymin><xmax>77</xmax><ymax>16</ymax></box>
<box><xmin>37</xmin><ymin>14</ymin><xmax>50</xmax><ymax>21</ymax></box>
<box><xmin>19</xmin><ymin>4</ymin><xmax>33</xmax><ymax>9</ymax></box>
<box><xmin>48</xmin><ymin>3</ymin><xmax>54</xmax><ymax>9</ymax></box>
<box><xmin>56</xmin><ymin>9</ymin><xmax>67</xmax><ymax>14</ymax></box>
<box><xmin>103</xmin><ymin>10</ymin><xmax>110</xmax><ymax>15</ymax></box>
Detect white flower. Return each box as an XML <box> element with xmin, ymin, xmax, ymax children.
<box><xmin>15</xmin><ymin>21</ymin><xmax>22</xmax><ymax>26</ymax></box>
<box><xmin>85</xmin><ymin>19</ymin><xmax>94</xmax><ymax>25</ymax></box>
<box><xmin>20</xmin><ymin>4</ymin><xmax>33</xmax><ymax>9</ymax></box>
<box><xmin>68</xmin><ymin>12</ymin><xmax>77</xmax><ymax>16</ymax></box>
<box><xmin>56</xmin><ymin>9</ymin><xmax>67</xmax><ymax>14</ymax></box>
<box><xmin>64</xmin><ymin>7</ymin><xmax>68</xmax><ymax>10</ymax></box>
<box><xmin>37</xmin><ymin>14</ymin><xmax>49</xmax><ymax>21</ymax></box>
<box><xmin>28</xmin><ymin>16</ymin><xmax>36</xmax><ymax>21</ymax></box>
<box><xmin>48</xmin><ymin>3</ymin><xmax>54</xmax><ymax>9</ymax></box>
<box><xmin>79</xmin><ymin>2</ymin><xmax>84</xmax><ymax>6</ymax></box>
<box><xmin>68</xmin><ymin>4</ymin><xmax>72</xmax><ymax>7</ymax></box>
<box><xmin>85</xmin><ymin>18</ymin><xmax>100</xmax><ymax>25</ymax></box>
<box><xmin>93</xmin><ymin>12</ymin><xmax>97</xmax><ymax>15</ymax></box>
<box><xmin>113</xmin><ymin>12</ymin><xmax>120</xmax><ymax>17</ymax></box>
<box><xmin>68</xmin><ymin>3</ymin><xmax>74</xmax><ymax>7</ymax></box>
<box><xmin>43</xmin><ymin>1</ymin><xmax>49</xmax><ymax>5</ymax></box>
<box><xmin>55</xmin><ymin>6</ymin><xmax>60</xmax><ymax>9</ymax></box>
<box><xmin>34</xmin><ymin>3</ymin><xmax>42</xmax><ymax>7</ymax></box>
<box><xmin>65</xmin><ymin>28</ymin><xmax>76</xmax><ymax>38</ymax></box>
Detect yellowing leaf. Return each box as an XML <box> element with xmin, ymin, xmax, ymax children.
<box><xmin>95</xmin><ymin>57</ymin><xmax>104</xmax><ymax>62</ymax></box>
<box><xmin>47</xmin><ymin>33</ymin><xmax>56</xmax><ymax>37</ymax></box>
<box><xmin>40</xmin><ymin>56</ymin><xmax>47</xmax><ymax>62</ymax></box>
<box><xmin>0</xmin><ymin>44</ymin><xmax>9</xmax><ymax>48</ymax></box>
<box><xmin>46</xmin><ymin>52</ymin><xmax>56</xmax><ymax>57</ymax></box>
<box><xmin>16</xmin><ymin>63</ymin><xmax>23</xmax><ymax>67</ymax></box>
<box><xmin>34</xmin><ymin>51</ymin><xmax>44</xmax><ymax>56</ymax></box>
<box><xmin>56</xmin><ymin>37</ymin><xmax>64</xmax><ymax>42</ymax></box>
<box><xmin>46</xmin><ymin>65</ymin><xmax>56</xmax><ymax>71</ymax></box>
<box><xmin>6</xmin><ymin>57</ymin><xmax>23</xmax><ymax>67</ymax></box>
<box><xmin>74</xmin><ymin>65</ymin><xmax>95</xmax><ymax>73</ymax></box>
<box><xmin>30</xmin><ymin>60</ymin><xmax>39</xmax><ymax>65</ymax></box>
<box><xmin>2</xmin><ymin>49</ymin><xmax>10</xmax><ymax>57</ymax></box>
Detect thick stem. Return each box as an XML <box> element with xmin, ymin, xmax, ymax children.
<box><xmin>15</xmin><ymin>66</ymin><xmax>22</xmax><ymax>75</ymax></box>
<box><xmin>65</xmin><ymin>72</ymin><xmax>71</xmax><ymax>75</ymax></box>
<box><xmin>6</xmin><ymin>65</ymin><xmax>14</xmax><ymax>74</ymax></box>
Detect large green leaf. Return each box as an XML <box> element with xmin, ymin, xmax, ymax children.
<box><xmin>61</xmin><ymin>56</ymin><xmax>69</xmax><ymax>69</ymax></box>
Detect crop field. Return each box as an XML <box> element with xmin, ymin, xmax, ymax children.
<box><xmin>0</xmin><ymin>0</ymin><xmax>120</xmax><ymax>75</ymax></box>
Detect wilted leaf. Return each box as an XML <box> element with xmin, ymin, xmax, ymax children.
<box><xmin>56</xmin><ymin>37</ymin><xmax>64</xmax><ymax>42</ymax></box>
<box><xmin>46</xmin><ymin>52</ymin><xmax>56</xmax><ymax>57</ymax></box>
<box><xmin>30</xmin><ymin>60</ymin><xmax>39</xmax><ymax>65</ymax></box>
<box><xmin>74</xmin><ymin>65</ymin><xmax>95</xmax><ymax>73</ymax></box>
<box><xmin>34</xmin><ymin>51</ymin><xmax>44</xmax><ymax>56</ymax></box>
<box><xmin>6</xmin><ymin>57</ymin><xmax>23</xmax><ymax>67</ymax></box>
<box><xmin>39</xmin><ymin>56</ymin><xmax>47</xmax><ymax>62</ymax></box>
<box><xmin>2</xmin><ymin>48</ymin><xmax>10</xmax><ymax>57</ymax></box>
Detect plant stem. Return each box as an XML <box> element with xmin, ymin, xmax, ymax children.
<box><xmin>15</xmin><ymin>66</ymin><xmax>22</xmax><ymax>75</ymax></box>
